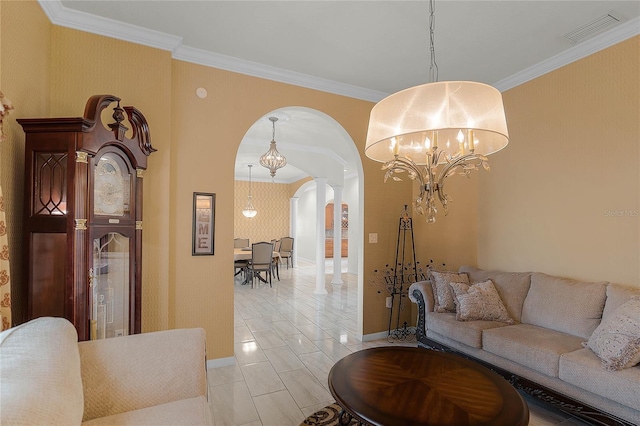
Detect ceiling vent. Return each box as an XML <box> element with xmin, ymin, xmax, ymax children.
<box><xmin>563</xmin><ymin>12</ymin><xmax>623</xmax><ymax>44</ymax></box>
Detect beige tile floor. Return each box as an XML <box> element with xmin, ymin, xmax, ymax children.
<box><xmin>207</xmin><ymin>258</ymin><xmax>590</xmax><ymax>426</ymax></box>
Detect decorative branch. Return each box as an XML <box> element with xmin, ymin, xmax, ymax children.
<box><xmin>370</xmin><ymin>259</ymin><xmax>442</xmax><ymax>298</ymax></box>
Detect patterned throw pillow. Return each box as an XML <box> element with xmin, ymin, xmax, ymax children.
<box><xmin>585</xmin><ymin>296</ymin><xmax>640</xmax><ymax>371</ymax></box>
<box><xmin>449</xmin><ymin>280</ymin><xmax>515</xmax><ymax>324</ymax></box>
<box><xmin>430</xmin><ymin>271</ymin><xmax>469</xmax><ymax>313</ymax></box>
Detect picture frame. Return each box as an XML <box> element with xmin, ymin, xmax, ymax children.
<box><xmin>192</xmin><ymin>192</ymin><xmax>215</xmax><ymax>255</ymax></box>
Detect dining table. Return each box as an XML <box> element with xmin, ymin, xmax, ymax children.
<box><xmin>233</xmin><ymin>248</ymin><xmax>281</xmax><ymax>284</ymax></box>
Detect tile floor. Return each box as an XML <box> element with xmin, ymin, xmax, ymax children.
<box><xmin>207</xmin><ymin>258</ymin><xmax>590</xmax><ymax>426</ymax></box>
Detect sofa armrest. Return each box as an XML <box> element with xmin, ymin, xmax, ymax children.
<box><xmin>409</xmin><ymin>281</ymin><xmax>434</xmax><ymax>342</ymax></box>
<box><xmin>78</xmin><ymin>328</ymin><xmax>207</xmax><ymax>422</ymax></box>
<box><xmin>409</xmin><ymin>280</ymin><xmax>434</xmax><ymax>312</ymax></box>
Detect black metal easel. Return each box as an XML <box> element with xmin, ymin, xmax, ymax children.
<box><xmin>387</xmin><ymin>205</ymin><xmax>417</xmax><ymax>342</ymax></box>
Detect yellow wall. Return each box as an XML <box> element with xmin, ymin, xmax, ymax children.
<box><xmin>0</xmin><ymin>0</ymin><xmax>52</xmax><ymax>322</ymax></box>
<box><xmin>412</xmin><ymin>37</ymin><xmax>639</xmax><ymax>291</ymax></box>
<box><xmin>412</xmin><ymin>176</ymin><xmax>479</xmax><ymax>272</ymax></box>
<box><xmin>169</xmin><ymin>59</ymin><xmax>409</xmax><ymax>344</ymax></box>
<box><xmin>478</xmin><ymin>36</ymin><xmax>639</xmax><ymax>287</ymax></box>
<box><xmin>234</xmin><ymin>180</ymin><xmax>291</xmax><ymax>244</ymax></box>
<box><xmin>362</xmin><ymin>162</ymin><xmax>413</xmax><ymax>334</ymax></box>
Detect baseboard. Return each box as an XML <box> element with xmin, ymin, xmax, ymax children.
<box><xmin>206</xmin><ymin>356</ymin><xmax>235</xmax><ymax>369</ymax></box>
<box><xmin>362</xmin><ymin>331</ymin><xmax>388</xmax><ymax>342</ymax></box>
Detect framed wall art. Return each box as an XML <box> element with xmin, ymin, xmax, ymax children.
<box><xmin>192</xmin><ymin>192</ymin><xmax>215</xmax><ymax>255</ymax></box>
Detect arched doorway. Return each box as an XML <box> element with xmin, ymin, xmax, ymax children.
<box><xmin>235</xmin><ymin>107</ymin><xmax>365</xmax><ymax>335</ymax></box>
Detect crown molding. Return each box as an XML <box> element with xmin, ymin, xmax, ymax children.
<box><xmin>38</xmin><ymin>0</ymin><xmax>386</xmax><ymax>102</ymax></box>
<box><xmin>38</xmin><ymin>0</ymin><xmax>181</xmax><ymax>51</ymax></box>
<box><xmin>173</xmin><ymin>46</ymin><xmax>387</xmax><ymax>102</ymax></box>
<box><xmin>494</xmin><ymin>16</ymin><xmax>640</xmax><ymax>92</ymax></box>
<box><xmin>39</xmin><ymin>1</ymin><xmax>639</xmax><ymax>99</ymax></box>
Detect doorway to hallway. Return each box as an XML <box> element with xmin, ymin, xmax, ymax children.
<box><xmin>324</xmin><ymin>202</ymin><xmax>348</xmax><ymax>258</ymax></box>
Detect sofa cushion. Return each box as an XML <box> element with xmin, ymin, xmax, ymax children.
<box><xmin>0</xmin><ymin>317</ymin><xmax>84</xmax><ymax>425</ymax></box>
<box><xmin>521</xmin><ymin>272</ymin><xmax>607</xmax><ymax>339</ymax></box>
<box><xmin>483</xmin><ymin>324</ymin><xmax>584</xmax><ymax>377</ymax></box>
<box><xmin>81</xmin><ymin>396</ymin><xmax>212</xmax><ymax>425</ymax></box>
<box><xmin>560</xmin><ymin>348</ymin><xmax>640</xmax><ymax>411</ymax></box>
<box><xmin>458</xmin><ymin>266</ymin><xmax>531</xmax><ymax>322</ymax></box>
<box><xmin>585</xmin><ymin>296</ymin><xmax>640</xmax><ymax>371</ymax></box>
<box><xmin>603</xmin><ymin>283</ymin><xmax>640</xmax><ymax>320</ymax></box>
<box><xmin>450</xmin><ymin>280</ymin><xmax>514</xmax><ymax>324</ymax></box>
<box><xmin>429</xmin><ymin>270</ymin><xmax>469</xmax><ymax>313</ymax></box>
<box><xmin>427</xmin><ymin>312</ymin><xmax>507</xmax><ymax>348</ymax></box>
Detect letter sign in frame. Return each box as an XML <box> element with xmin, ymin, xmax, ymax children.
<box><xmin>192</xmin><ymin>192</ymin><xmax>215</xmax><ymax>255</ymax></box>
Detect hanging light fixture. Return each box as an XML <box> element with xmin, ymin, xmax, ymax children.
<box><xmin>365</xmin><ymin>0</ymin><xmax>509</xmax><ymax>223</ymax></box>
<box><xmin>259</xmin><ymin>116</ymin><xmax>287</xmax><ymax>178</ymax></box>
<box><xmin>242</xmin><ymin>164</ymin><xmax>257</xmax><ymax>218</ymax></box>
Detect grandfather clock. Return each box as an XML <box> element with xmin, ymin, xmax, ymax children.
<box><xmin>18</xmin><ymin>95</ymin><xmax>156</xmax><ymax>341</ymax></box>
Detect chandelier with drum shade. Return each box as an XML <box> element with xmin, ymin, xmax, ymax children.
<box><xmin>364</xmin><ymin>0</ymin><xmax>509</xmax><ymax>223</ymax></box>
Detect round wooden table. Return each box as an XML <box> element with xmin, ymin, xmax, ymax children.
<box><xmin>328</xmin><ymin>347</ymin><xmax>529</xmax><ymax>426</ymax></box>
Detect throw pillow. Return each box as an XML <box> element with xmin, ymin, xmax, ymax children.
<box><xmin>449</xmin><ymin>280</ymin><xmax>515</xmax><ymax>324</ymax></box>
<box><xmin>430</xmin><ymin>271</ymin><xmax>469</xmax><ymax>313</ymax></box>
<box><xmin>584</xmin><ymin>296</ymin><xmax>640</xmax><ymax>371</ymax></box>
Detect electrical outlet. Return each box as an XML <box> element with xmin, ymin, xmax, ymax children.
<box><xmin>114</xmin><ymin>329</ymin><xmax>124</xmax><ymax>337</ymax></box>
<box><xmin>369</xmin><ymin>233</ymin><xmax>378</xmax><ymax>243</ymax></box>
<box><xmin>385</xmin><ymin>297</ymin><xmax>392</xmax><ymax>308</ymax></box>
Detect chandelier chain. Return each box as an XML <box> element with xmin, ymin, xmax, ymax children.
<box><xmin>428</xmin><ymin>0</ymin><xmax>439</xmax><ymax>83</ymax></box>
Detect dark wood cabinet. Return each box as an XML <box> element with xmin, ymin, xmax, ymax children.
<box><xmin>18</xmin><ymin>95</ymin><xmax>156</xmax><ymax>341</ymax></box>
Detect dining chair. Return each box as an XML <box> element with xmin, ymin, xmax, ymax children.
<box><xmin>234</xmin><ymin>259</ymin><xmax>249</xmax><ymax>280</ymax></box>
<box><xmin>234</xmin><ymin>238</ymin><xmax>249</xmax><ymax>248</ymax></box>
<box><xmin>247</xmin><ymin>242</ymin><xmax>274</xmax><ymax>288</ymax></box>
<box><xmin>270</xmin><ymin>239</ymin><xmax>282</xmax><ymax>279</ymax></box>
<box><xmin>279</xmin><ymin>237</ymin><xmax>294</xmax><ymax>269</ymax></box>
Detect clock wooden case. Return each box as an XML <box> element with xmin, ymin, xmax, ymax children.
<box><xmin>18</xmin><ymin>95</ymin><xmax>156</xmax><ymax>341</ymax></box>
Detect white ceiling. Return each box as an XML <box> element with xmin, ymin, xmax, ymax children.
<box><xmin>47</xmin><ymin>1</ymin><xmax>640</xmax><ymax>183</ymax></box>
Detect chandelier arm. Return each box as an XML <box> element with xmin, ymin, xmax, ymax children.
<box><xmin>434</xmin><ymin>154</ymin><xmax>487</xmax><ymax>209</ymax></box>
<box><xmin>382</xmin><ymin>156</ymin><xmax>434</xmax><ymax>216</ymax></box>
<box><xmin>383</xmin><ymin>156</ymin><xmax>426</xmax><ymax>186</ymax></box>
<box><xmin>435</xmin><ymin>153</ymin><xmax>483</xmax><ymax>181</ymax></box>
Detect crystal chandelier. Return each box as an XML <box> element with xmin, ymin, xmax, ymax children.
<box><xmin>259</xmin><ymin>116</ymin><xmax>287</xmax><ymax>178</ymax></box>
<box><xmin>365</xmin><ymin>0</ymin><xmax>509</xmax><ymax>223</ymax></box>
<box><xmin>242</xmin><ymin>164</ymin><xmax>257</xmax><ymax>218</ymax></box>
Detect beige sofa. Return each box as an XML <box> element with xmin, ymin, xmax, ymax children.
<box><xmin>0</xmin><ymin>317</ymin><xmax>212</xmax><ymax>425</ymax></box>
<box><xmin>409</xmin><ymin>266</ymin><xmax>640</xmax><ymax>426</ymax></box>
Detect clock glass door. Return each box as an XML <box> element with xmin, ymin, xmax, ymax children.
<box><xmin>90</xmin><ymin>231</ymin><xmax>131</xmax><ymax>339</ymax></box>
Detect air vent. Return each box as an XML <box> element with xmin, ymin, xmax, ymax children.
<box><xmin>563</xmin><ymin>12</ymin><xmax>623</xmax><ymax>44</ymax></box>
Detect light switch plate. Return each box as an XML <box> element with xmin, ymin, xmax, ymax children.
<box><xmin>369</xmin><ymin>233</ymin><xmax>378</xmax><ymax>243</ymax></box>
